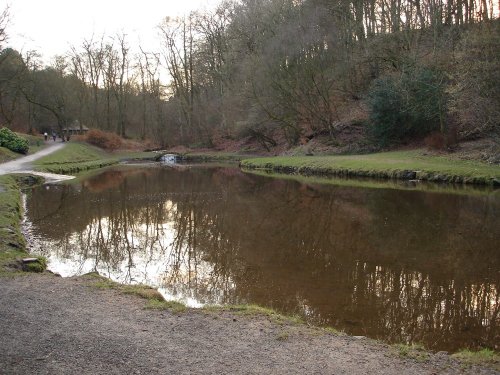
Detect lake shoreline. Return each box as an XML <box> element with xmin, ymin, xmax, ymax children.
<box><xmin>0</xmin><ymin>148</ymin><xmax>499</xmax><ymax>372</ymax></box>
<box><xmin>167</xmin><ymin>149</ymin><xmax>500</xmax><ymax>186</ymax></box>
<box><xmin>238</xmin><ymin>153</ymin><xmax>500</xmax><ymax>186</ymax></box>
<box><xmin>4</xmin><ymin>141</ymin><xmax>499</xmax><ymax>186</ymax></box>
<box><xmin>0</xmin><ymin>272</ymin><xmax>498</xmax><ymax>374</ymax></box>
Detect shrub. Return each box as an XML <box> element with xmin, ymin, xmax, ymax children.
<box><xmin>367</xmin><ymin>76</ymin><xmax>408</xmax><ymax>146</ymax></box>
<box><xmin>425</xmin><ymin>125</ymin><xmax>460</xmax><ymax>150</ymax></box>
<box><xmin>402</xmin><ymin>68</ymin><xmax>446</xmax><ymax>135</ymax></box>
<box><xmin>0</xmin><ymin>127</ymin><xmax>29</xmax><ymax>154</ymax></box>
<box><xmin>85</xmin><ymin>129</ymin><xmax>122</xmax><ymax>151</ymax></box>
<box><xmin>368</xmin><ymin>67</ymin><xmax>446</xmax><ymax>146</ymax></box>
<box><xmin>424</xmin><ymin>131</ymin><xmax>446</xmax><ymax>150</ymax></box>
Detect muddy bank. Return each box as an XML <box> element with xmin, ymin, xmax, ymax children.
<box><xmin>0</xmin><ymin>273</ymin><xmax>497</xmax><ymax>375</ymax></box>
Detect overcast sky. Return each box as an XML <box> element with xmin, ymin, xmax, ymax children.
<box><xmin>3</xmin><ymin>0</ymin><xmax>220</xmax><ymax>62</ymax></box>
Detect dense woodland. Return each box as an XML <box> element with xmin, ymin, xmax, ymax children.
<box><xmin>0</xmin><ymin>0</ymin><xmax>498</xmax><ymax>150</ymax></box>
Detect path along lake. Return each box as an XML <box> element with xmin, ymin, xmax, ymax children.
<box><xmin>24</xmin><ymin>163</ymin><xmax>499</xmax><ymax>352</ymax></box>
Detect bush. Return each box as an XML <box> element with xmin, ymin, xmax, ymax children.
<box><xmin>368</xmin><ymin>68</ymin><xmax>446</xmax><ymax>146</ymax></box>
<box><xmin>0</xmin><ymin>127</ymin><xmax>29</xmax><ymax>154</ymax></box>
<box><xmin>424</xmin><ymin>131</ymin><xmax>446</xmax><ymax>150</ymax></box>
<box><xmin>367</xmin><ymin>76</ymin><xmax>408</xmax><ymax>146</ymax></box>
<box><xmin>402</xmin><ymin>68</ymin><xmax>446</xmax><ymax>134</ymax></box>
<box><xmin>85</xmin><ymin>129</ymin><xmax>122</xmax><ymax>151</ymax></box>
<box><xmin>425</xmin><ymin>126</ymin><xmax>459</xmax><ymax>150</ymax></box>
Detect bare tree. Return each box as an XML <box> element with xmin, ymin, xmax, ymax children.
<box><xmin>159</xmin><ymin>14</ymin><xmax>197</xmax><ymax>142</ymax></box>
<box><xmin>0</xmin><ymin>5</ymin><xmax>9</xmax><ymax>52</ymax></box>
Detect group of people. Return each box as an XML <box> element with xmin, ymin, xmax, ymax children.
<box><xmin>43</xmin><ymin>131</ymin><xmax>70</xmax><ymax>142</ymax></box>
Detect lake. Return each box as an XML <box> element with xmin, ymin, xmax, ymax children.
<box><xmin>24</xmin><ymin>163</ymin><xmax>500</xmax><ymax>352</ymax></box>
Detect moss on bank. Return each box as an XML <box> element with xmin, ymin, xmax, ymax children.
<box><xmin>84</xmin><ymin>273</ymin><xmax>186</xmax><ymax>313</ymax></box>
<box><xmin>85</xmin><ymin>271</ymin><xmax>308</xmax><ymax>325</ymax></box>
<box><xmin>23</xmin><ymin>256</ymin><xmax>48</xmax><ymax>273</ymax></box>
<box><xmin>203</xmin><ymin>304</ymin><xmax>304</xmax><ymax>325</ymax></box>
<box><xmin>392</xmin><ymin>343</ymin><xmax>430</xmax><ymax>362</ymax></box>
<box><xmin>246</xmin><ymin>169</ymin><xmax>499</xmax><ymax>196</ymax></box>
<box><xmin>240</xmin><ymin>150</ymin><xmax>500</xmax><ymax>186</ymax></box>
<box><xmin>0</xmin><ymin>175</ymin><xmax>47</xmax><ymax>274</ymax></box>
<box><xmin>452</xmin><ymin>349</ymin><xmax>500</xmax><ymax>371</ymax></box>
<box><xmin>0</xmin><ymin>175</ymin><xmax>27</xmax><ymax>253</ymax></box>
<box><xmin>390</xmin><ymin>344</ymin><xmax>500</xmax><ymax>370</ymax></box>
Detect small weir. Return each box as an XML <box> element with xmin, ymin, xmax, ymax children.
<box><xmin>159</xmin><ymin>154</ymin><xmax>178</xmax><ymax>164</ymax></box>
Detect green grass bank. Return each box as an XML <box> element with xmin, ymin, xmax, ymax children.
<box><xmin>0</xmin><ymin>175</ymin><xmax>26</xmax><ymax>253</ymax></box>
<box><xmin>0</xmin><ymin>133</ymin><xmax>46</xmax><ymax>163</ymax></box>
<box><xmin>240</xmin><ymin>150</ymin><xmax>500</xmax><ymax>186</ymax></box>
<box><xmin>0</xmin><ymin>174</ymin><xmax>47</xmax><ymax>274</ymax></box>
<box><xmin>177</xmin><ymin>152</ymin><xmax>250</xmax><ymax>163</ymax></box>
<box><xmin>33</xmin><ymin>142</ymin><xmax>157</xmax><ymax>174</ymax></box>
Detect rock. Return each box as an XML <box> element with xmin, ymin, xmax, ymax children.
<box><xmin>400</xmin><ymin>170</ymin><xmax>417</xmax><ymax>179</ymax></box>
<box><xmin>22</xmin><ymin>258</ymin><xmax>39</xmax><ymax>264</ymax></box>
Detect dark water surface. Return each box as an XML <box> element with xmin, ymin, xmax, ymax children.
<box><xmin>25</xmin><ymin>164</ymin><xmax>499</xmax><ymax>352</ymax></box>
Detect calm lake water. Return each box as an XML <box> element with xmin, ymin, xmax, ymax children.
<box><xmin>25</xmin><ymin>164</ymin><xmax>500</xmax><ymax>352</ymax></box>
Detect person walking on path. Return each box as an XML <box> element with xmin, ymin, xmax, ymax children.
<box><xmin>52</xmin><ymin>131</ymin><xmax>56</xmax><ymax>141</ymax></box>
<box><xmin>44</xmin><ymin>132</ymin><xmax>48</xmax><ymax>141</ymax></box>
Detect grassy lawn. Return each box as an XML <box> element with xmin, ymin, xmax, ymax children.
<box><xmin>179</xmin><ymin>152</ymin><xmax>249</xmax><ymax>162</ymax></box>
<box><xmin>23</xmin><ymin>133</ymin><xmax>46</xmax><ymax>154</ymax></box>
<box><xmin>32</xmin><ymin>142</ymin><xmax>156</xmax><ymax>174</ymax></box>
<box><xmin>0</xmin><ymin>147</ymin><xmax>19</xmax><ymax>163</ymax></box>
<box><xmin>241</xmin><ymin>150</ymin><xmax>500</xmax><ymax>185</ymax></box>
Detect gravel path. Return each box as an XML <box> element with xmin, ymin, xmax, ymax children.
<box><xmin>0</xmin><ymin>143</ymin><xmax>74</xmax><ymax>182</ymax></box>
<box><xmin>0</xmin><ymin>273</ymin><xmax>495</xmax><ymax>375</ymax></box>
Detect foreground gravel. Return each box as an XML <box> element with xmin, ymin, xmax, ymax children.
<box><xmin>0</xmin><ymin>273</ymin><xmax>496</xmax><ymax>375</ymax></box>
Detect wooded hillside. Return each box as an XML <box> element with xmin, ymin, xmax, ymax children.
<box><xmin>0</xmin><ymin>1</ymin><xmax>498</xmax><ymax>152</ymax></box>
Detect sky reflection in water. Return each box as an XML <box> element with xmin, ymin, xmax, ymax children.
<box><xmin>25</xmin><ymin>165</ymin><xmax>500</xmax><ymax>352</ymax></box>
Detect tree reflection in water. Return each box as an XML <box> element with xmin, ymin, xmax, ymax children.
<box><xmin>25</xmin><ymin>165</ymin><xmax>499</xmax><ymax>352</ymax></box>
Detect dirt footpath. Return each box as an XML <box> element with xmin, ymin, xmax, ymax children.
<box><xmin>0</xmin><ymin>143</ymin><xmax>66</xmax><ymax>175</ymax></box>
<box><xmin>0</xmin><ymin>274</ymin><xmax>495</xmax><ymax>375</ymax></box>
<box><xmin>0</xmin><ymin>143</ymin><xmax>74</xmax><ymax>183</ymax></box>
